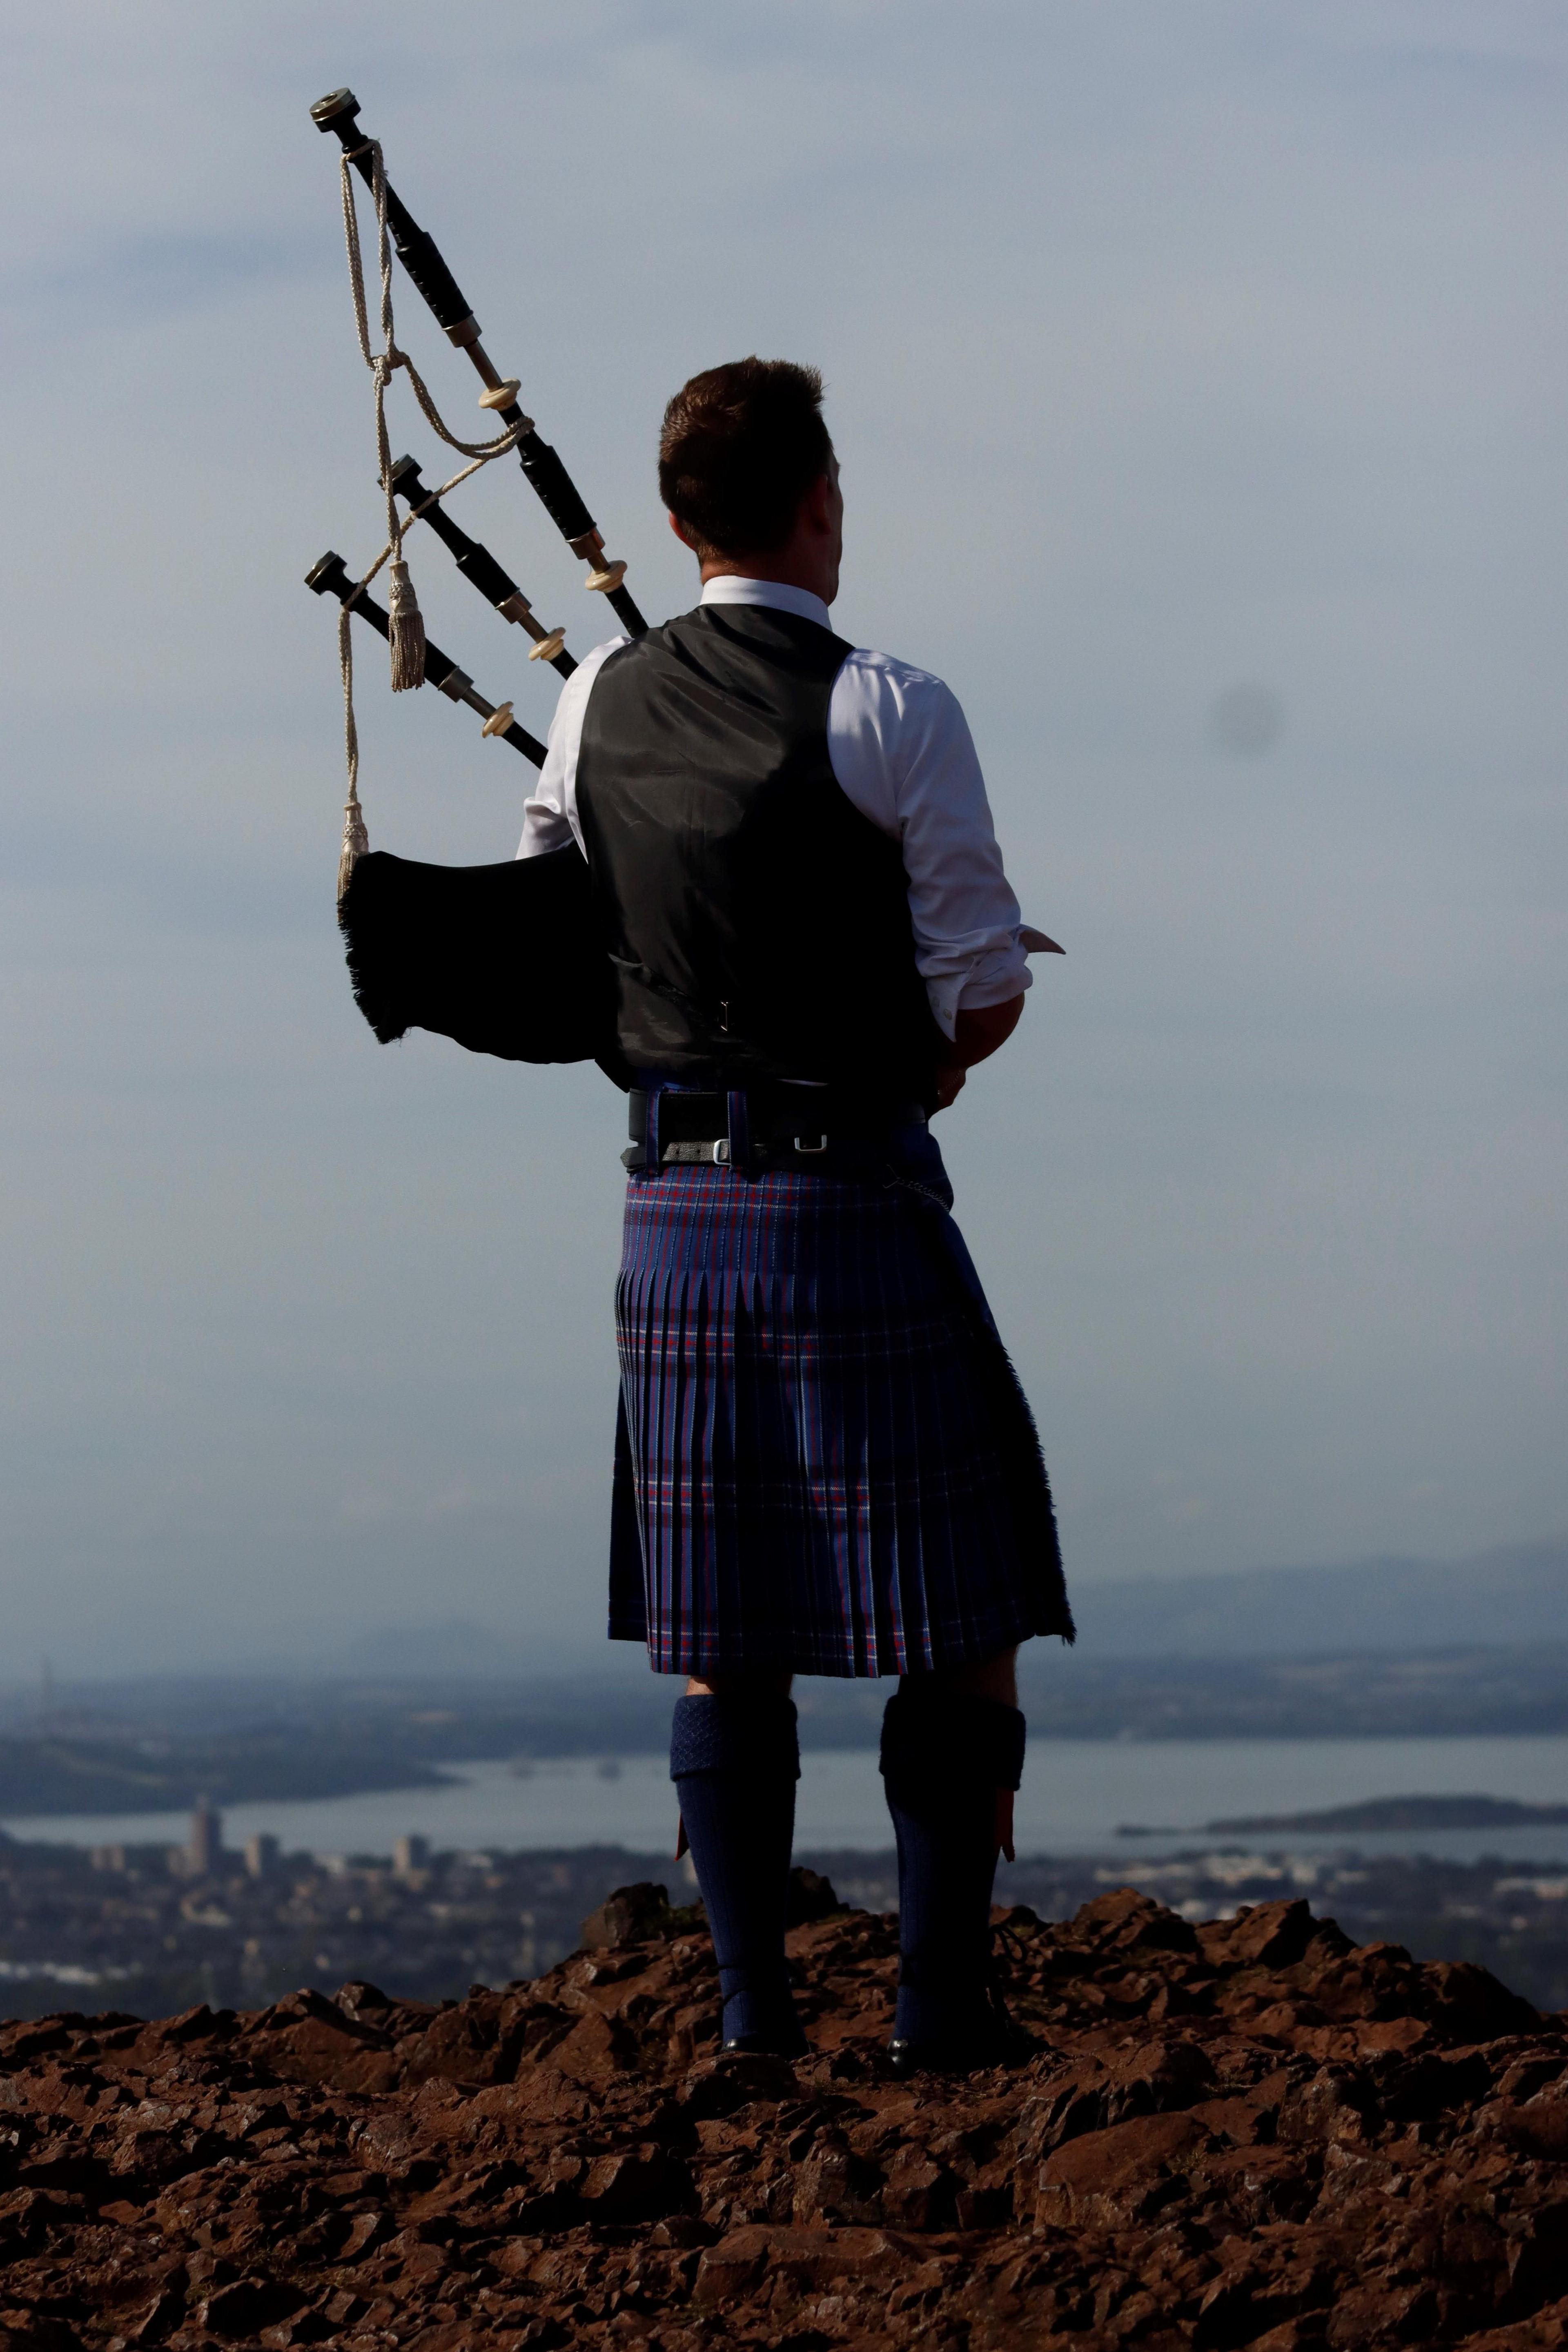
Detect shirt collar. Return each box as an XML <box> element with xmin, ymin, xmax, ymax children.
<box><xmin>698</xmin><ymin>574</ymin><xmax>833</xmax><ymax>631</ymax></box>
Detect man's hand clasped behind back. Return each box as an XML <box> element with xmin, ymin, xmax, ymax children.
<box><xmin>933</xmin><ymin>992</ymin><xmax>1025</xmax><ymax>1109</ymax></box>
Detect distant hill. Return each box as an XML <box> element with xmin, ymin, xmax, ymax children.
<box><xmin>266</xmin><ymin>1534</ymin><xmax>1568</xmax><ymax>1678</ymax></box>
<box><xmin>1067</xmin><ymin>1534</ymin><xmax>1568</xmax><ymax>1659</ymax></box>
<box><xmin>1202</xmin><ymin>1795</ymin><xmax>1568</xmax><ymax>1835</ymax></box>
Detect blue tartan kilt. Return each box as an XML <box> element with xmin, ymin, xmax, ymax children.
<box><xmin>607</xmin><ymin>1147</ymin><xmax>1072</xmax><ymax>1678</ymax></box>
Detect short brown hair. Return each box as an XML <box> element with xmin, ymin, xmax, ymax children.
<box><xmin>659</xmin><ymin>358</ymin><xmax>832</xmax><ymax>560</ymax></box>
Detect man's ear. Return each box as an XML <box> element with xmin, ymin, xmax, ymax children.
<box><xmin>802</xmin><ymin>473</ymin><xmax>834</xmax><ymax>535</ymax></box>
<box><xmin>668</xmin><ymin>510</ymin><xmax>699</xmax><ymax>553</ymax></box>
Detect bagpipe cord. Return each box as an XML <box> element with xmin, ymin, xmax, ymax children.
<box><xmin>332</xmin><ymin>137</ymin><xmax>528</xmax><ymax>894</ymax></box>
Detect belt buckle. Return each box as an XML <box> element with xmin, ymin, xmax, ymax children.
<box><xmin>793</xmin><ymin>1134</ymin><xmax>828</xmax><ymax>1155</ymax></box>
<box><xmin>713</xmin><ymin>1138</ymin><xmax>730</xmax><ymax>1165</ymax></box>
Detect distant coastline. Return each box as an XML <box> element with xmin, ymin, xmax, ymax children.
<box><xmin>0</xmin><ymin>1738</ymin><xmax>454</xmax><ymax>1818</ymax></box>
<box><xmin>1119</xmin><ymin>1793</ymin><xmax>1568</xmax><ymax>1838</ymax></box>
<box><xmin>7</xmin><ymin>1642</ymin><xmax>1568</xmax><ymax>1814</ymax></box>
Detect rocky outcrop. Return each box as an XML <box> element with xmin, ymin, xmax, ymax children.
<box><xmin>0</xmin><ymin>1887</ymin><xmax>1564</xmax><ymax>2348</ymax></box>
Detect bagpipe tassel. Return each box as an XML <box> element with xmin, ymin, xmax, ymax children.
<box><xmin>387</xmin><ymin>557</ymin><xmax>427</xmax><ymax>692</ymax></box>
<box><xmin>335</xmin><ymin>598</ymin><xmax>371</xmax><ymax>902</ymax></box>
<box><xmin>337</xmin><ymin>784</ymin><xmax>370</xmax><ymax>904</ymax></box>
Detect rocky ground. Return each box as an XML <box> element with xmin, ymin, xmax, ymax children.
<box><xmin>2</xmin><ymin>1882</ymin><xmax>1567</xmax><ymax>2350</ymax></box>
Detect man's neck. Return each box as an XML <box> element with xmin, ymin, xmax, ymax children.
<box><xmin>699</xmin><ymin>556</ymin><xmax>836</xmax><ymax>604</ymax></box>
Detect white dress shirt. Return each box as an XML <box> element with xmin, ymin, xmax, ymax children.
<box><xmin>517</xmin><ymin>574</ymin><xmax>1044</xmax><ymax>1038</ymax></box>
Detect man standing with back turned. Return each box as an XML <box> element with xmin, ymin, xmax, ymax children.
<box><xmin>520</xmin><ymin>359</ymin><xmax>1074</xmax><ymax>2075</ymax></box>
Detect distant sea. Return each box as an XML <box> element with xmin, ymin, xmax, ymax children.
<box><xmin>9</xmin><ymin>1737</ymin><xmax>1568</xmax><ymax>1865</ymax></box>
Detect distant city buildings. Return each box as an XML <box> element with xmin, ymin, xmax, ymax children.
<box><xmin>0</xmin><ymin>1837</ymin><xmax>1566</xmax><ymax>2025</ymax></box>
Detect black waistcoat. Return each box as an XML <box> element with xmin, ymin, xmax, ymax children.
<box><xmin>574</xmin><ymin>601</ymin><xmax>942</xmax><ymax>1098</ymax></box>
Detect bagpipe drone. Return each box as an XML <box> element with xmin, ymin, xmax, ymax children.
<box><xmin>303</xmin><ymin>89</ymin><xmax>627</xmax><ymax>1077</ymax></box>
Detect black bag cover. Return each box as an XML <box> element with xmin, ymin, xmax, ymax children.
<box><xmin>338</xmin><ymin>846</ymin><xmax>624</xmax><ymax>1079</ymax></box>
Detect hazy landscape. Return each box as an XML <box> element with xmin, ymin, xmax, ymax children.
<box><xmin>8</xmin><ymin>1646</ymin><xmax>1568</xmax><ymax>1815</ymax></box>
<box><xmin>5</xmin><ymin>1539</ymin><xmax>1567</xmax><ymax>1814</ymax></box>
<box><xmin>3</xmin><ymin>1541</ymin><xmax>1566</xmax><ymax>2037</ymax></box>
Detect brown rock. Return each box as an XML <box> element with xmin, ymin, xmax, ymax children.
<box><xmin>792</xmin><ymin>2130</ymin><xmax>886</xmax><ymax>2225</ymax></box>
<box><xmin>785</xmin><ymin>1866</ymin><xmax>845</xmax><ymax>1924</ymax></box>
<box><xmin>579</xmin><ymin>1882</ymin><xmax>674</xmax><ymax>1951</ymax></box>
<box><xmin>1205</xmin><ymin>1898</ymin><xmax>1321</xmax><ymax>1970</ymax></box>
<box><xmin>579</xmin><ymin>2147</ymin><xmax>693</xmax><ymax>2221</ymax></box>
<box><xmin>1458</xmin><ymin>2295</ymin><xmax>1568</xmax><ymax>2349</ymax></box>
<box><xmin>1037</xmin><ymin>2110</ymin><xmax>1206</xmax><ymax>2228</ymax></box>
<box><xmin>880</xmin><ymin>2152</ymin><xmax>952</xmax><ymax>2230</ymax></box>
<box><xmin>1483</xmin><ymin>2097</ymin><xmax>1568</xmax><ymax>2164</ymax></box>
<box><xmin>696</xmin><ymin>2220</ymin><xmax>903</xmax><ymax>2302</ymax></box>
<box><xmin>546</xmin><ymin>2005</ymin><xmax>639</xmax><ymax>2083</ymax></box>
<box><xmin>199</xmin><ymin>2276</ymin><xmax>307</xmax><ymax>2337</ymax></box>
<box><xmin>1073</xmin><ymin>1888</ymin><xmax>1203</xmax><ymax>1958</ymax></box>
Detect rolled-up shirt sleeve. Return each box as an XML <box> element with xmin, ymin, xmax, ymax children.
<box><xmin>828</xmin><ymin>649</ymin><xmax>1032</xmax><ymax>1040</ymax></box>
<box><xmin>516</xmin><ymin>637</ymin><xmax>624</xmax><ymax>860</ymax></box>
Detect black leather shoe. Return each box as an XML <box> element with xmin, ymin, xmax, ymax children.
<box><xmin>888</xmin><ymin>1987</ymin><xmax>1034</xmax><ymax>2078</ymax></box>
<box><xmin>722</xmin><ymin>2020</ymin><xmax>808</xmax><ymax>2059</ymax></box>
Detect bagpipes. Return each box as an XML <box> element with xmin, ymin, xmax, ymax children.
<box><xmin>303</xmin><ymin>89</ymin><xmax>626</xmax><ymax>1078</ymax></box>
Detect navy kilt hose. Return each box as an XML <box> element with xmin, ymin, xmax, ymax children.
<box><xmin>607</xmin><ymin>1123</ymin><xmax>1073</xmax><ymax>1678</ymax></box>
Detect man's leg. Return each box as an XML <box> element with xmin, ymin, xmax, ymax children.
<box><xmin>670</xmin><ymin>1666</ymin><xmax>805</xmax><ymax>2056</ymax></box>
<box><xmin>878</xmin><ymin>1646</ymin><xmax>1027</xmax><ymax>2071</ymax></box>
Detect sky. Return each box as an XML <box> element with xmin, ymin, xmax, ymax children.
<box><xmin>0</xmin><ymin>1</ymin><xmax>1564</xmax><ymax>1677</ymax></box>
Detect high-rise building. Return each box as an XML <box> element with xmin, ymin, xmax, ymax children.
<box><xmin>392</xmin><ymin>1833</ymin><xmax>429</xmax><ymax>1878</ymax></box>
<box><xmin>243</xmin><ymin>1832</ymin><xmax>279</xmax><ymax>1879</ymax></box>
<box><xmin>186</xmin><ymin>1797</ymin><xmax>223</xmax><ymax>1879</ymax></box>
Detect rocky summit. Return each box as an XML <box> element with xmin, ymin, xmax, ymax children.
<box><xmin>2</xmin><ymin>1886</ymin><xmax>1567</xmax><ymax>2350</ymax></box>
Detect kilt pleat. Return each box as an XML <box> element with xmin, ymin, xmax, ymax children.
<box><xmin>608</xmin><ymin>1159</ymin><xmax>1072</xmax><ymax>1678</ymax></box>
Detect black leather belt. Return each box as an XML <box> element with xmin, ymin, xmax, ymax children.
<box><xmin>624</xmin><ymin>1086</ymin><xmax>926</xmax><ymax>1172</ymax></box>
